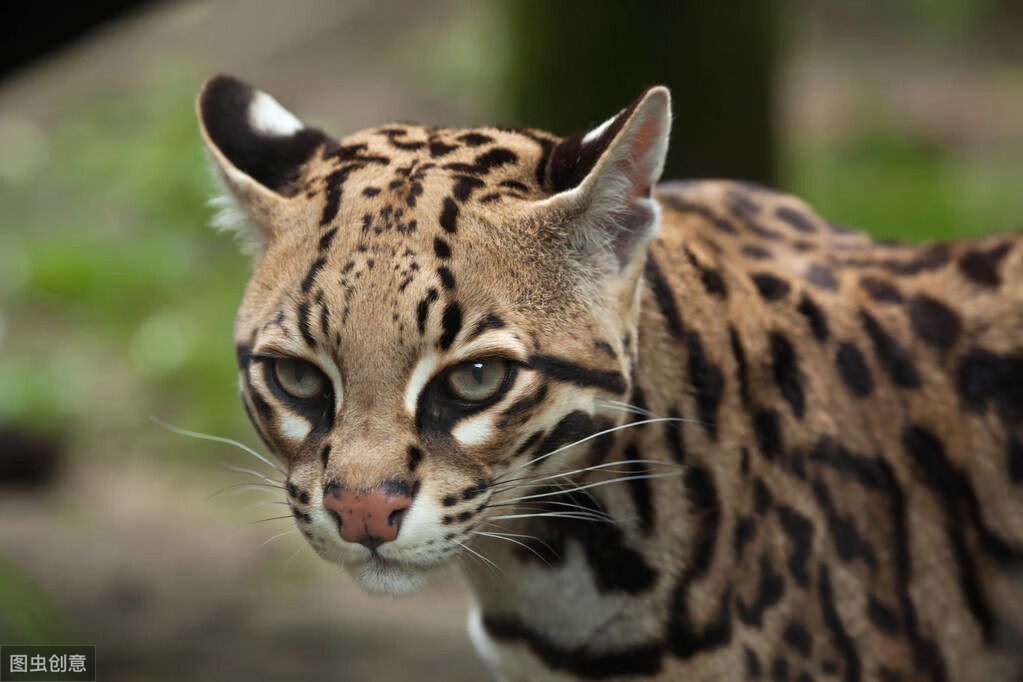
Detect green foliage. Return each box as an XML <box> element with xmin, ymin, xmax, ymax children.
<box><xmin>0</xmin><ymin>71</ymin><xmax>251</xmax><ymax>454</ymax></box>
<box><xmin>787</xmin><ymin>127</ymin><xmax>1023</xmax><ymax>242</ymax></box>
<box><xmin>0</xmin><ymin>555</ymin><xmax>73</xmax><ymax>644</ymax></box>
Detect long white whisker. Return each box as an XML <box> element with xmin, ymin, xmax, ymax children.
<box><xmin>242</xmin><ymin>500</ymin><xmax>289</xmax><ymax>512</ymax></box>
<box><xmin>529</xmin><ymin>458</ymin><xmax>682</xmax><ymax>484</ymax></box>
<box><xmin>477</xmin><ymin>528</ymin><xmax>557</xmax><ymax>552</ymax></box>
<box><xmin>489</xmin><ymin>512</ymin><xmax>618</xmax><ymax>523</ymax></box>
<box><xmin>258</xmin><ymin>529</ymin><xmax>298</xmax><ymax>548</ymax></box>
<box><xmin>209</xmin><ymin>482</ymin><xmax>285</xmax><ymax>501</ymax></box>
<box><xmin>472</xmin><ymin>531</ymin><xmax>552</xmax><ymax>567</ymax></box>
<box><xmin>501</xmin><ymin>417</ymin><xmax>683</xmax><ymax>476</ymax></box>
<box><xmin>594</xmin><ymin>400</ymin><xmax>658</xmax><ymax>419</ymax></box>
<box><xmin>221</xmin><ymin>462</ymin><xmax>284</xmax><ymax>486</ymax></box>
<box><xmin>249</xmin><ymin>515</ymin><xmax>294</xmax><ymax>525</ymax></box>
<box><xmin>507</xmin><ymin>472</ymin><xmax>681</xmax><ymax>502</ymax></box>
<box><xmin>152</xmin><ymin>416</ymin><xmax>285</xmax><ymax>475</ymax></box>
<box><xmin>285</xmin><ymin>544</ymin><xmax>308</xmax><ymax>567</ymax></box>
<box><xmin>485</xmin><ymin>500</ymin><xmax>613</xmax><ymax>520</ymax></box>
<box><xmin>456</xmin><ymin>540</ymin><xmax>502</xmax><ymax>575</ymax></box>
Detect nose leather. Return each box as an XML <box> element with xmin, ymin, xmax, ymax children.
<box><xmin>323</xmin><ymin>485</ymin><xmax>411</xmax><ymax>549</ymax></box>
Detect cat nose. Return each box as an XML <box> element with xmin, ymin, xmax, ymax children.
<box><xmin>322</xmin><ymin>483</ymin><xmax>412</xmax><ymax>549</ymax></box>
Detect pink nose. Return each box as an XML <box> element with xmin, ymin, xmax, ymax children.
<box><xmin>323</xmin><ymin>484</ymin><xmax>411</xmax><ymax>549</ymax></box>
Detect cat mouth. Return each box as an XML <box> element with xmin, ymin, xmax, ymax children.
<box><xmin>350</xmin><ymin>553</ymin><xmax>437</xmax><ymax>595</ymax></box>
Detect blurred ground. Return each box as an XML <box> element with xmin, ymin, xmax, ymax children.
<box><xmin>0</xmin><ymin>1</ymin><xmax>1021</xmax><ymax>680</ymax></box>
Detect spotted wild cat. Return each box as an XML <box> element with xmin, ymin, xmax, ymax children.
<box><xmin>196</xmin><ymin>75</ymin><xmax>1023</xmax><ymax>681</ymax></box>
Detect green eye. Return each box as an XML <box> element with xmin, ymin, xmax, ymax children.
<box><xmin>273</xmin><ymin>358</ymin><xmax>328</xmax><ymax>400</ymax></box>
<box><xmin>446</xmin><ymin>359</ymin><xmax>509</xmax><ymax>402</ymax></box>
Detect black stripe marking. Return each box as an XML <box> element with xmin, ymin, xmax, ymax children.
<box><xmin>416</xmin><ymin>288</ymin><xmax>438</xmax><ymax>335</ymax></box>
<box><xmin>527</xmin><ymin>355</ymin><xmax>627</xmax><ymax>395</ymax></box>
<box><xmin>818</xmin><ymin>564</ymin><xmax>861</xmax><ymax>682</ymax></box>
<box><xmin>751</xmin><ymin>273</ymin><xmax>791</xmax><ymax>301</ymax></box>
<box><xmin>318</xmin><ymin>227</ymin><xmax>338</xmax><ymax>252</ymax></box>
<box><xmin>297</xmin><ymin>302</ymin><xmax>316</xmax><ymax>346</ymax></box>
<box><xmin>736</xmin><ymin>552</ymin><xmax>785</xmax><ymax>626</ymax></box>
<box><xmin>644</xmin><ymin>254</ymin><xmax>685</xmax><ymax>338</ymax></box>
<box><xmin>729</xmin><ymin>326</ymin><xmax>751</xmax><ymax>408</ymax></box>
<box><xmin>439</xmin><ymin>302</ymin><xmax>463</xmax><ymax>350</ymax></box>
<box><xmin>835</xmin><ymin>342</ymin><xmax>873</xmax><ymax>397</ymax></box>
<box><xmin>439</xmin><ymin>197</ymin><xmax>459</xmax><ymax>233</ymax></box>
<box><xmin>797</xmin><ymin>295</ymin><xmax>830</xmax><ymax>341</ymax></box>
<box><xmin>907</xmin><ymin>295</ymin><xmax>961</xmax><ymax>350</ymax></box>
<box><xmin>686</xmin><ymin>331</ymin><xmax>724</xmax><ymax>438</ymax></box>
<box><xmin>624</xmin><ymin>442</ymin><xmax>654</xmax><ymax>534</ymax></box>
<box><xmin>300</xmin><ymin>257</ymin><xmax>327</xmax><ymax>293</ymax></box>
<box><xmin>777</xmin><ymin>504</ymin><xmax>814</xmax><ymax>589</ymax></box>
<box><xmin>861</xmin><ymin>310</ymin><xmax>920</xmax><ymax>388</ymax></box>
<box><xmin>437</xmin><ymin>266</ymin><xmax>456</xmax><ymax>290</ymax></box>
<box><xmin>775</xmin><ymin>206</ymin><xmax>818</xmax><ymax>233</ymax></box>
<box><xmin>667</xmin><ymin>464</ymin><xmax>732</xmax><ymax>657</ymax></box>
<box><xmin>482</xmin><ymin>614</ymin><xmax>662</xmax><ymax>679</ymax></box>
<box><xmin>769</xmin><ymin>332</ymin><xmax>805</xmax><ymax>419</ymax></box>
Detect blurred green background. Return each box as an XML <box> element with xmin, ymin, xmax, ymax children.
<box><xmin>0</xmin><ymin>1</ymin><xmax>1021</xmax><ymax>680</ymax></box>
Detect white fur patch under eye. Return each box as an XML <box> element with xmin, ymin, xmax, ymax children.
<box><xmin>405</xmin><ymin>353</ymin><xmax>440</xmax><ymax>416</ymax></box>
<box><xmin>247</xmin><ymin>91</ymin><xmax>303</xmax><ymax>137</ymax></box>
<box><xmin>452</xmin><ymin>413</ymin><xmax>496</xmax><ymax>446</ymax></box>
<box><xmin>279</xmin><ymin>412</ymin><xmax>312</xmax><ymax>442</ymax></box>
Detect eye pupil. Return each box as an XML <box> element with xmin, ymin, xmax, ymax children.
<box><xmin>446</xmin><ymin>359</ymin><xmax>510</xmax><ymax>403</ymax></box>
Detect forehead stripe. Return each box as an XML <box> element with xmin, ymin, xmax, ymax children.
<box><xmin>439</xmin><ymin>302</ymin><xmax>463</xmax><ymax>350</ymax></box>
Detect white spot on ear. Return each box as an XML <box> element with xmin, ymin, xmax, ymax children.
<box><xmin>405</xmin><ymin>353</ymin><xmax>440</xmax><ymax>416</ymax></box>
<box><xmin>452</xmin><ymin>413</ymin><xmax>495</xmax><ymax>446</ymax></box>
<box><xmin>279</xmin><ymin>412</ymin><xmax>312</xmax><ymax>442</ymax></box>
<box><xmin>248</xmin><ymin>91</ymin><xmax>303</xmax><ymax>137</ymax></box>
<box><xmin>582</xmin><ymin>116</ymin><xmax>613</xmax><ymax>144</ymax></box>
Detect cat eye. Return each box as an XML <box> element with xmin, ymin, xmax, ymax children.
<box><xmin>273</xmin><ymin>357</ymin><xmax>328</xmax><ymax>400</ymax></box>
<box><xmin>445</xmin><ymin>359</ymin><xmax>510</xmax><ymax>403</ymax></box>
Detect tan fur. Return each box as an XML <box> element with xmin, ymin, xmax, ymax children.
<box><xmin>199</xmin><ymin>77</ymin><xmax>1023</xmax><ymax>680</ymax></box>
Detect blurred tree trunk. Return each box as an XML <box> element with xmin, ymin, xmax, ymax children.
<box><xmin>499</xmin><ymin>1</ymin><xmax>777</xmax><ymax>185</ymax></box>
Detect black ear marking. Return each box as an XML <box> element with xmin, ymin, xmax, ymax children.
<box><xmin>199</xmin><ymin>74</ymin><xmax>330</xmax><ymax>195</ymax></box>
<box><xmin>546</xmin><ymin>95</ymin><xmax>645</xmax><ymax>193</ymax></box>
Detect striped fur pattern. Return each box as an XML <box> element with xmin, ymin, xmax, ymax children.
<box><xmin>197</xmin><ymin>75</ymin><xmax>1023</xmax><ymax>681</ymax></box>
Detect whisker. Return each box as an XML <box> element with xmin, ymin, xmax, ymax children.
<box><xmin>242</xmin><ymin>500</ymin><xmax>289</xmax><ymax>512</ymax></box>
<box><xmin>258</xmin><ymin>529</ymin><xmax>298</xmax><ymax>548</ymax></box>
<box><xmin>530</xmin><ymin>458</ymin><xmax>682</xmax><ymax>484</ymax></box>
<box><xmin>594</xmin><ymin>399</ymin><xmax>658</xmax><ymax>419</ymax></box>
<box><xmin>505</xmin><ymin>472</ymin><xmax>682</xmax><ymax>503</ymax></box>
<box><xmin>285</xmin><ymin>544</ymin><xmax>308</xmax><ymax>567</ymax></box>
<box><xmin>221</xmin><ymin>462</ymin><xmax>285</xmax><ymax>486</ymax></box>
<box><xmin>208</xmin><ymin>482</ymin><xmax>285</xmax><ymax>500</ymax></box>
<box><xmin>488</xmin><ymin>511</ymin><xmax>619</xmax><ymax>523</ymax></box>
<box><xmin>455</xmin><ymin>540</ymin><xmax>502</xmax><ymax>575</ymax></box>
<box><xmin>477</xmin><ymin>527</ymin><xmax>558</xmax><ymax>555</ymax></box>
<box><xmin>498</xmin><ymin>417</ymin><xmax>684</xmax><ymax>477</ymax></box>
<box><xmin>484</xmin><ymin>499</ymin><xmax>614</xmax><ymax>520</ymax></box>
<box><xmin>472</xmin><ymin>531</ymin><xmax>552</xmax><ymax>567</ymax></box>
<box><xmin>248</xmin><ymin>515</ymin><xmax>295</xmax><ymax>525</ymax></box>
<box><xmin>152</xmin><ymin>416</ymin><xmax>285</xmax><ymax>475</ymax></box>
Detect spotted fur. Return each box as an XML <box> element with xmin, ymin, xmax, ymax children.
<box><xmin>197</xmin><ymin>75</ymin><xmax>1023</xmax><ymax>681</ymax></box>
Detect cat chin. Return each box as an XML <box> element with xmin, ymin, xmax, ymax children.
<box><xmin>350</xmin><ymin>556</ymin><xmax>436</xmax><ymax>596</ymax></box>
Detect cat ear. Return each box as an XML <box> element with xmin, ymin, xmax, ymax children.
<box><xmin>542</xmin><ymin>87</ymin><xmax>671</xmax><ymax>274</ymax></box>
<box><xmin>197</xmin><ymin>75</ymin><xmax>331</xmax><ymax>250</ymax></box>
